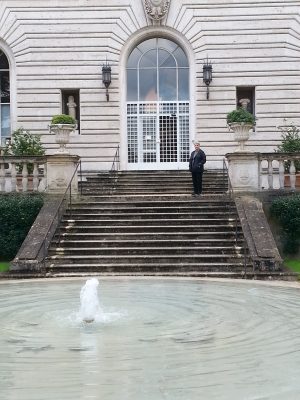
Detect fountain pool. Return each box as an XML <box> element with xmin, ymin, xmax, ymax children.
<box><xmin>0</xmin><ymin>278</ymin><xmax>300</xmax><ymax>400</ymax></box>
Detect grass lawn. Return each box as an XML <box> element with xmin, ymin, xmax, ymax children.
<box><xmin>284</xmin><ymin>259</ymin><xmax>300</xmax><ymax>274</ymax></box>
<box><xmin>0</xmin><ymin>262</ymin><xmax>10</xmax><ymax>272</ymax></box>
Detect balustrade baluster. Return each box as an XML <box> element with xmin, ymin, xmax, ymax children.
<box><xmin>22</xmin><ymin>163</ymin><xmax>28</xmax><ymax>192</ymax></box>
<box><xmin>0</xmin><ymin>162</ymin><xmax>5</xmax><ymax>191</ymax></box>
<box><xmin>33</xmin><ymin>162</ymin><xmax>39</xmax><ymax>191</ymax></box>
<box><xmin>290</xmin><ymin>160</ymin><xmax>296</xmax><ymax>190</ymax></box>
<box><xmin>278</xmin><ymin>159</ymin><xmax>285</xmax><ymax>189</ymax></box>
<box><xmin>258</xmin><ymin>159</ymin><xmax>262</xmax><ymax>189</ymax></box>
<box><xmin>11</xmin><ymin>163</ymin><xmax>17</xmax><ymax>191</ymax></box>
<box><xmin>268</xmin><ymin>158</ymin><xmax>273</xmax><ymax>189</ymax></box>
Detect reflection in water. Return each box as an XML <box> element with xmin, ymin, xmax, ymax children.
<box><xmin>0</xmin><ymin>279</ymin><xmax>300</xmax><ymax>400</ymax></box>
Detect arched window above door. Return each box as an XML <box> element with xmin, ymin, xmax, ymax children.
<box><xmin>0</xmin><ymin>50</ymin><xmax>10</xmax><ymax>145</ymax></box>
<box><xmin>127</xmin><ymin>38</ymin><xmax>189</xmax><ymax>102</ymax></box>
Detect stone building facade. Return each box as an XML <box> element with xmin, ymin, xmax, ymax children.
<box><xmin>0</xmin><ymin>0</ymin><xmax>299</xmax><ymax>170</ymax></box>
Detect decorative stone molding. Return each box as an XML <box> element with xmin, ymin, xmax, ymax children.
<box><xmin>144</xmin><ymin>0</ymin><xmax>170</xmax><ymax>22</ymax></box>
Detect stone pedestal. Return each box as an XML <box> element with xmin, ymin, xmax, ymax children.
<box><xmin>46</xmin><ymin>154</ymin><xmax>80</xmax><ymax>193</ymax></box>
<box><xmin>226</xmin><ymin>152</ymin><xmax>260</xmax><ymax>192</ymax></box>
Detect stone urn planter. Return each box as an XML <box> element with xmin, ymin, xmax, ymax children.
<box><xmin>229</xmin><ymin>122</ymin><xmax>254</xmax><ymax>152</ymax></box>
<box><xmin>49</xmin><ymin>114</ymin><xmax>77</xmax><ymax>154</ymax></box>
<box><xmin>226</xmin><ymin>108</ymin><xmax>255</xmax><ymax>152</ymax></box>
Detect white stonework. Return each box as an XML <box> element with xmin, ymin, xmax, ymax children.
<box><xmin>226</xmin><ymin>153</ymin><xmax>260</xmax><ymax>192</ymax></box>
<box><xmin>46</xmin><ymin>155</ymin><xmax>80</xmax><ymax>193</ymax></box>
<box><xmin>0</xmin><ymin>1</ymin><xmax>299</xmax><ymax>170</ymax></box>
<box><xmin>143</xmin><ymin>0</ymin><xmax>170</xmax><ymax>22</ymax></box>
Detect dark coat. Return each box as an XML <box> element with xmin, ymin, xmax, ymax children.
<box><xmin>189</xmin><ymin>149</ymin><xmax>206</xmax><ymax>173</ymax></box>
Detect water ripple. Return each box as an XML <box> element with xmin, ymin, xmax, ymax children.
<box><xmin>0</xmin><ymin>279</ymin><xmax>300</xmax><ymax>400</ymax></box>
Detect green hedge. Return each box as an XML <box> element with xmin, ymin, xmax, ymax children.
<box><xmin>0</xmin><ymin>194</ymin><xmax>44</xmax><ymax>261</ymax></box>
<box><xmin>270</xmin><ymin>195</ymin><xmax>300</xmax><ymax>254</ymax></box>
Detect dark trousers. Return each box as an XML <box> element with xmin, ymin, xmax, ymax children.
<box><xmin>191</xmin><ymin>171</ymin><xmax>203</xmax><ymax>194</ymax></box>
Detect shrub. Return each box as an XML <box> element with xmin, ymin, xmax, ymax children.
<box><xmin>226</xmin><ymin>108</ymin><xmax>255</xmax><ymax>125</ymax></box>
<box><xmin>51</xmin><ymin>114</ymin><xmax>76</xmax><ymax>125</ymax></box>
<box><xmin>270</xmin><ymin>195</ymin><xmax>300</xmax><ymax>254</ymax></box>
<box><xmin>4</xmin><ymin>128</ymin><xmax>45</xmax><ymax>157</ymax></box>
<box><xmin>3</xmin><ymin>128</ymin><xmax>45</xmax><ymax>173</ymax></box>
<box><xmin>276</xmin><ymin>124</ymin><xmax>300</xmax><ymax>172</ymax></box>
<box><xmin>0</xmin><ymin>194</ymin><xmax>44</xmax><ymax>260</ymax></box>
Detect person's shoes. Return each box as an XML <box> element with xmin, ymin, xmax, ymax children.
<box><xmin>191</xmin><ymin>193</ymin><xmax>196</xmax><ymax>197</ymax></box>
<box><xmin>196</xmin><ymin>194</ymin><xmax>201</xmax><ymax>197</ymax></box>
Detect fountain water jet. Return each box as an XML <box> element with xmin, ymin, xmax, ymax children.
<box><xmin>79</xmin><ymin>278</ymin><xmax>100</xmax><ymax>323</ymax></box>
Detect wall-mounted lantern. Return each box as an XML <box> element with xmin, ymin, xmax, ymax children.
<box><xmin>203</xmin><ymin>58</ymin><xmax>213</xmax><ymax>100</ymax></box>
<box><xmin>102</xmin><ymin>63</ymin><xmax>111</xmax><ymax>101</ymax></box>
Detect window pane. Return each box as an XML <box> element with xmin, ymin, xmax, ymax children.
<box><xmin>1</xmin><ymin>104</ymin><xmax>10</xmax><ymax>137</ymax></box>
<box><xmin>139</xmin><ymin>69</ymin><xmax>157</xmax><ymax>101</ymax></box>
<box><xmin>0</xmin><ymin>71</ymin><xmax>10</xmax><ymax>103</ymax></box>
<box><xmin>0</xmin><ymin>51</ymin><xmax>9</xmax><ymax>69</ymax></box>
<box><xmin>127</xmin><ymin>69</ymin><xmax>138</xmax><ymax>101</ymax></box>
<box><xmin>140</xmin><ymin>49</ymin><xmax>156</xmax><ymax>68</ymax></box>
<box><xmin>137</xmin><ymin>38</ymin><xmax>156</xmax><ymax>54</ymax></box>
<box><xmin>158</xmin><ymin>49</ymin><xmax>176</xmax><ymax>67</ymax></box>
<box><xmin>173</xmin><ymin>47</ymin><xmax>188</xmax><ymax>67</ymax></box>
<box><xmin>157</xmin><ymin>38</ymin><xmax>177</xmax><ymax>53</ymax></box>
<box><xmin>127</xmin><ymin>48</ymin><xmax>142</xmax><ymax>68</ymax></box>
<box><xmin>178</xmin><ymin>68</ymin><xmax>189</xmax><ymax>100</ymax></box>
<box><xmin>159</xmin><ymin>68</ymin><xmax>176</xmax><ymax>101</ymax></box>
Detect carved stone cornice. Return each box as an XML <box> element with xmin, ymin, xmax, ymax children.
<box><xmin>144</xmin><ymin>0</ymin><xmax>170</xmax><ymax>22</ymax></box>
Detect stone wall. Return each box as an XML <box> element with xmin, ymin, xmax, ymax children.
<box><xmin>0</xmin><ymin>0</ymin><xmax>300</xmax><ymax>169</ymax></box>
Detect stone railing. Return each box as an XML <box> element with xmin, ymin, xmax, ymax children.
<box><xmin>259</xmin><ymin>153</ymin><xmax>300</xmax><ymax>191</ymax></box>
<box><xmin>0</xmin><ymin>156</ymin><xmax>47</xmax><ymax>192</ymax></box>
<box><xmin>0</xmin><ymin>154</ymin><xmax>80</xmax><ymax>193</ymax></box>
<box><xmin>226</xmin><ymin>152</ymin><xmax>300</xmax><ymax>192</ymax></box>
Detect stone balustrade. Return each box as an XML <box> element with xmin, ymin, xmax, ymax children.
<box><xmin>226</xmin><ymin>152</ymin><xmax>300</xmax><ymax>192</ymax></box>
<box><xmin>0</xmin><ymin>156</ymin><xmax>47</xmax><ymax>192</ymax></box>
<box><xmin>0</xmin><ymin>154</ymin><xmax>80</xmax><ymax>193</ymax></box>
<box><xmin>259</xmin><ymin>153</ymin><xmax>300</xmax><ymax>191</ymax></box>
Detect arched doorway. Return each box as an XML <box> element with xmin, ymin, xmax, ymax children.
<box><xmin>126</xmin><ymin>38</ymin><xmax>190</xmax><ymax>170</ymax></box>
<box><xmin>0</xmin><ymin>50</ymin><xmax>10</xmax><ymax>146</ymax></box>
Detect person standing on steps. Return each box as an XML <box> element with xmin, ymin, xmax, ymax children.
<box><xmin>189</xmin><ymin>141</ymin><xmax>206</xmax><ymax>197</ymax></box>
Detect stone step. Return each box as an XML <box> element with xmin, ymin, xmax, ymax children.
<box><xmin>48</xmin><ymin>245</ymin><xmax>243</xmax><ymax>256</ymax></box>
<box><xmin>56</xmin><ymin>232</ymin><xmax>244</xmax><ymax>240</ymax></box>
<box><xmin>65</xmin><ymin>209</ymin><xmax>235</xmax><ymax>220</ymax></box>
<box><xmin>84</xmin><ymin>170</ymin><xmax>224</xmax><ymax>177</ymax></box>
<box><xmin>47</xmin><ymin>253</ymin><xmax>245</xmax><ymax>264</ymax></box>
<box><xmin>53</xmin><ymin>238</ymin><xmax>243</xmax><ymax>247</ymax></box>
<box><xmin>46</xmin><ymin>262</ymin><xmax>249</xmax><ymax>273</ymax></box>
<box><xmin>66</xmin><ymin>204</ymin><xmax>236</xmax><ymax>211</ymax></box>
<box><xmin>77</xmin><ymin>193</ymin><xmax>230</xmax><ymax>200</ymax></box>
<box><xmin>61</xmin><ymin>217</ymin><xmax>237</xmax><ymax>225</ymax></box>
<box><xmin>47</xmin><ymin>169</ymin><xmax>249</xmax><ymax>276</ymax></box>
<box><xmin>57</xmin><ymin>224</ymin><xmax>242</xmax><ymax>233</ymax></box>
<box><xmin>82</xmin><ymin>188</ymin><xmax>224</xmax><ymax>196</ymax></box>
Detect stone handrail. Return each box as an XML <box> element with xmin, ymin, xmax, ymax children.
<box><xmin>259</xmin><ymin>152</ymin><xmax>300</xmax><ymax>190</ymax></box>
<box><xmin>0</xmin><ymin>155</ymin><xmax>47</xmax><ymax>192</ymax></box>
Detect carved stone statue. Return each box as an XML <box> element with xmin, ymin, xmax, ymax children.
<box><xmin>67</xmin><ymin>95</ymin><xmax>77</xmax><ymax>120</ymax></box>
<box><xmin>239</xmin><ymin>98</ymin><xmax>250</xmax><ymax>110</ymax></box>
<box><xmin>144</xmin><ymin>0</ymin><xmax>170</xmax><ymax>21</ymax></box>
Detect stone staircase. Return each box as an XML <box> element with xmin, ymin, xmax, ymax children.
<box><xmin>46</xmin><ymin>170</ymin><xmax>252</xmax><ymax>277</ymax></box>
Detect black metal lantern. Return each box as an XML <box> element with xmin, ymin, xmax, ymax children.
<box><xmin>102</xmin><ymin>64</ymin><xmax>111</xmax><ymax>101</ymax></box>
<box><xmin>203</xmin><ymin>58</ymin><xmax>213</xmax><ymax>100</ymax></box>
